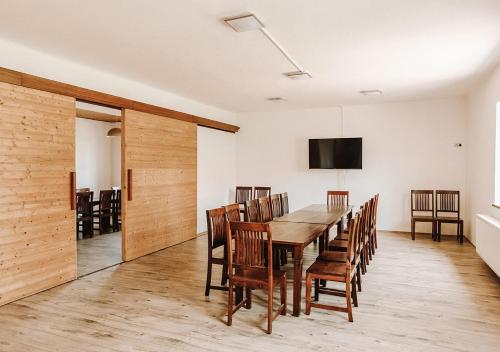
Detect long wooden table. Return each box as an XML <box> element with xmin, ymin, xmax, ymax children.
<box><xmin>270</xmin><ymin>204</ymin><xmax>353</xmax><ymax>316</ymax></box>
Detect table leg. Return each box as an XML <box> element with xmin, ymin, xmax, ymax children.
<box><xmin>292</xmin><ymin>246</ymin><xmax>304</xmax><ymax>317</ymax></box>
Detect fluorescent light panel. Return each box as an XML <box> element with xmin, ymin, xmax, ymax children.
<box><xmin>224</xmin><ymin>14</ymin><xmax>264</xmax><ymax>32</ymax></box>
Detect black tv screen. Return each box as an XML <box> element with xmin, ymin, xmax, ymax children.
<box><xmin>309</xmin><ymin>138</ymin><xmax>362</xmax><ymax>169</ymax></box>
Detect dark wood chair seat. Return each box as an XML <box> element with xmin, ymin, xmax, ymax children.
<box><xmin>328</xmin><ymin>238</ymin><xmax>347</xmax><ymax>251</ymax></box>
<box><xmin>335</xmin><ymin>233</ymin><xmax>349</xmax><ymax>241</ymax></box>
<box><xmin>307</xmin><ymin>260</ymin><xmax>355</xmax><ymax>280</ymax></box>
<box><xmin>412</xmin><ymin>215</ymin><xmax>434</xmax><ymax>221</ymax></box>
<box><xmin>436</xmin><ymin>216</ymin><xmax>464</xmax><ymax>223</ymax></box>
<box><xmin>232</xmin><ymin>268</ymin><xmax>286</xmax><ymax>289</ymax></box>
<box><xmin>317</xmin><ymin>251</ymin><xmax>347</xmax><ymax>262</ymax></box>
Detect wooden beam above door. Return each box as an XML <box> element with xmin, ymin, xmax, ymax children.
<box><xmin>0</xmin><ymin>67</ymin><xmax>240</xmax><ymax>133</ymax></box>
<box><xmin>76</xmin><ymin>108</ymin><xmax>121</xmax><ymax>123</ymax></box>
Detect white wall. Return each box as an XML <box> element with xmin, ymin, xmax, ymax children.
<box><xmin>0</xmin><ymin>38</ymin><xmax>237</xmax><ymax>235</ymax></box>
<box><xmin>465</xmin><ymin>64</ymin><xmax>500</xmax><ymax>244</ymax></box>
<box><xmin>197</xmin><ymin>127</ymin><xmax>237</xmax><ymax>233</ymax></box>
<box><xmin>75</xmin><ymin>118</ymin><xmax>120</xmax><ymax>193</ymax></box>
<box><xmin>237</xmin><ymin>98</ymin><xmax>467</xmax><ymax>234</ymax></box>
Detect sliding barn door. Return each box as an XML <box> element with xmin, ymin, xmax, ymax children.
<box><xmin>122</xmin><ymin>109</ymin><xmax>197</xmax><ymax>261</ymax></box>
<box><xmin>0</xmin><ymin>82</ymin><xmax>76</xmax><ymax>305</ymax></box>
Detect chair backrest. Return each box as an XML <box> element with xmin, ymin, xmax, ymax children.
<box><xmin>226</xmin><ymin>221</ymin><xmax>272</xmax><ymax>280</ymax></box>
<box><xmin>280</xmin><ymin>192</ymin><xmax>289</xmax><ymax>215</ymax></box>
<box><xmin>224</xmin><ymin>203</ymin><xmax>241</xmax><ymax>223</ymax></box>
<box><xmin>254</xmin><ymin>186</ymin><xmax>271</xmax><ymax>200</ymax></box>
<box><xmin>258</xmin><ymin>196</ymin><xmax>273</xmax><ymax>222</ymax></box>
<box><xmin>206</xmin><ymin>207</ymin><xmax>226</xmax><ymax>250</ymax></box>
<box><xmin>99</xmin><ymin>190</ymin><xmax>114</xmax><ymax>211</ymax></box>
<box><xmin>76</xmin><ymin>191</ymin><xmax>93</xmax><ymax>216</ymax></box>
<box><xmin>346</xmin><ymin>212</ymin><xmax>361</xmax><ymax>264</ymax></box>
<box><xmin>236</xmin><ymin>186</ymin><xmax>253</xmax><ymax>204</ymax></box>
<box><xmin>435</xmin><ymin>190</ymin><xmax>460</xmax><ymax>218</ymax></box>
<box><xmin>362</xmin><ymin>201</ymin><xmax>371</xmax><ymax>244</ymax></box>
<box><xmin>327</xmin><ymin>191</ymin><xmax>349</xmax><ymax>207</ymax></box>
<box><xmin>270</xmin><ymin>194</ymin><xmax>282</xmax><ymax>218</ymax></box>
<box><xmin>244</xmin><ymin>199</ymin><xmax>260</xmax><ymax>222</ymax></box>
<box><xmin>411</xmin><ymin>190</ymin><xmax>434</xmax><ymax>217</ymax></box>
<box><xmin>112</xmin><ymin>189</ymin><xmax>121</xmax><ymax>213</ymax></box>
<box><xmin>371</xmin><ymin>194</ymin><xmax>379</xmax><ymax>228</ymax></box>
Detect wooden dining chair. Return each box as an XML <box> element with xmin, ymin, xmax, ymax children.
<box><xmin>258</xmin><ymin>196</ymin><xmax>273</xmax><ymax>222</ymax></box>
<box><xmin>224</xmin><ymin>203</ymin><xmax>242</xmax><ymax>223</ymax></box>
<box><xmin>280</xmin><ymin>192</ymin><xmax>289</xmax><ymax>215</ymax></box>
<box><xmin>306</xmin><ymin>213</ymin><xmax>360</xmax><ymax>322</ymax></box>
<box><xmin>318</xmin><ymin>208</ymin><xmax>364</xmax><ymax>292</ymax></box>
<box><xmin>370</xmin><ymin>194</ymin><xmax>379</xmax><ymax>252</ymax></box>
<box><xmin>411</xmin><ymin>190</ymin><xmax>435</xmax><ymax>241</ymax></box>
<box><xmin>236</xmin><ymin>186</ymin><xmax>253</xmax><ymax>216</ymax></box>
<box><xmin>93</xmin><ymin>190</ymin><xmax>113</xmax><ymax>235</ymax></box>
<box><xmin>112</xmin><ymin>189</ymin><xmax>121</xmax><ymax>232</ymax></box>
<box><xmin>329</xmin><ymin>200</ymin><xmax>371</xmax><ymax>268</ymax></box>
<box><xmin>327</xmin><ymin>190</ymin><xmax>349</xmax><ymax>207</ymax></box>
<box><xmin>435</xmin><ymin>190</ymin><xmax>464</xmax><ymax>243</ymax></box>
<box><xmin>270</xmin><ymin>194</ymin><xmax>283</xmax><ymax>218</ymax></box>
<box><xmin>226</xmin><ymin>221</ymin><xmax>286</xmax><ymax>334</ymax></box>
<box><xmin>244</xmin><ymin>199</ymin><xmax>260</xmax><ymax>222</ymax></box>
<box><xmin>76</xmin><ymin>191</ymin><xmax>93</xmax><ymax>239</ymax></box>
<box><xmin>254</xmin><ymin>186</ymin><xmax>271</xmax><ymax>200</ymax></box>
<box><xmin>205</xmin><ymin>207</ymin><xmax>229</xmax><ymax>296</ymax></box>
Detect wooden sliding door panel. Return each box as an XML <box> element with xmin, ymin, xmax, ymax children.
<box><xmin>0</xmin><ymin>82</ymin><xmax>76</xmax><ymax>305</ymax></box>
<box><xmin>122</xmin><ymin>109</ymin><xmax>196</xmax><ymax>261</ymax></box>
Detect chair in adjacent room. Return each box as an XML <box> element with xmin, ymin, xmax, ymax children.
<box><xmin>226</xmin><ymin>221</ymin><xmax>286</xmax><ymax>334</ymax></box>
<box><xmin>93</xmin><ymin>190</ymin><xmax>114</xmax><ymax>235</ymax></box>
<box><xmin>244</xmin><ymin>199</ymin><xmax>260</xmax><ymax>222</ymax></box>
<box><xmin>236</xmin><ymin>186</ymin><xmax>253</xmax><ymax>217</ymax></box>
<box><xmin>205</xmin><ymin>207</ymin><xmax>229</xmax><ymax>296</ymax></box>
<box><xmin>112</xmin><ymin>189</ymin><xmax>121</xmax><ymax>232</ymax></box>
<box><xmin>411</xmin><ymin>190</ymin><xmax>435</xmax><ymax>240</ymax></box>
<box><xmin>435</xmin><ymin>190</ymin><xmax>464</xmax><ymax>243</ymax></box>
<box><xmin>280</xmin><ymin>192</ymin><xmax>289</xmax><ymax>215</ymax></box>
<box><xmin>76</xmin><ymin>191</ymin><xmax>93</xmax><ymax>239</ymax></box>
<box><xmin>305</xmin><ymin>213</ymin><xmax>361</xmax><ymax>322</ymax></box>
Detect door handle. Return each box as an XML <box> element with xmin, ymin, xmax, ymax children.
<box><xmin>127</xmin><ymin>169</ymin><xmax>133</xmax><ymax>201</ymax></box>
<box><xmin>70</xmin><ymin>171</ymin><xmax>76</xmax><ymax>210</ymax></box>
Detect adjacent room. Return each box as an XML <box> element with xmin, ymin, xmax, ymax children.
<box><xmin>0</xmin><ymin>1</ymin><xmax>499</xmax><ymax>351</ymax></box>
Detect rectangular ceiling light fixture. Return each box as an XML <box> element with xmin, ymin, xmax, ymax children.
<box><xmin>284</xmin><ymin>71</ymin><xmax>312</xmax><ymax>80</ymax></box>
<box><xmin>224</xmin><ymin>14</ymin><xmax>264</xmax><ymax>32</ymax></box>
<box><xmin>359</xmin><ymin>89</ymin><xmax>383</xmax><ymax>96</ymax></box>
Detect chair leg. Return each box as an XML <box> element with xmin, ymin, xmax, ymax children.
<box><xmin>305</xmin><ymin>273</ymin><xmax>312</xmax><ymax>315</ymax></box>
<box><xmin>267</xmin><ymin>286</ymin><xmax>273</xmax><ymax>334</ymax></box>
<box><xmin>205</xmin><ymin>260</ymin><xmax>212</xmax><ymax>297</ymax></box>
<box><xmin>346</xmin><ymin>278</ymin><xmax>353</xmax><ymax>322</ymax></box>
<box><xmin>221</xmin><ymin>247</ymin><xmax>228</xmax><ymax>286</ymax></box>
<box><xmin>314</xmin><ymin>278</ymin><xmax>320</xmax><ymax>301</ymax></box>
<box><xmin>280</xmin><ymin>280</ymin><xmax>287</xmax><ymax>316</ymax></box>
<box><xmin>351</xmin><ymin>276</ymin><xmax>358</xmax><ymax>308</ymax></box>
<box><xmin>356</xmin><ymin>265</ymin><xmax>362</xmax><ymax>292</ymax></box>
<box><xmin>227</xmin><ymin>284</ymin><xmax>233</xmax><ymax>326</ymax></box>
<box><xmin>461</xmin><ymin>222</ymin><xmax>464</xmax><ymax>244</ymax></box>
<box><xmin>438</xmin><ymin>222</ymin><xmax>441</xmax><ymax>242</ymax></box>
<box><xmin>456</xmin><ymin>221</ymin><xmax>460</xmax><ymax>242</ymax></box>
<box><xmin>374</xmin><ymin>229</ymin><xmax>378</xmax><ymax>249</ymax></box>
<box><xmin>368</xmin><ymin>240</ymin><xmax>373</xmax><ymax>261</ymax></box>
<box><xmin>411</xmin><ymin>220</ymin><xmax>415</xmax><ymax>240</ymax></box>
<box><xmin>245</xmin><ymin>287</ymin><xmax>252</xmax><ymax>309</ymax></box>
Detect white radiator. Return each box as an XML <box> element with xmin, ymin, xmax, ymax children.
<box><xmin>476</xmin><ymin>214</ymin><xmax>500</xmax><ymax>276</ymax></box>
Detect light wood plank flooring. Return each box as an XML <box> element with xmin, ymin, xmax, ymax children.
<box><xmin>0</xmin><ymin>231</ymin><xmax>498</xmax><ymax>352</ymax></box>
<box><xmin>77</xmin><ymin>232</ymin><xmax>122</xmax><ymax>277</ymax></box>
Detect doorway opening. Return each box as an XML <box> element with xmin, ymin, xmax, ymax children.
<box><xmin>75</xmin><ymin>102</ymin><xmax>123</xmax><ymax>277</ymax></box>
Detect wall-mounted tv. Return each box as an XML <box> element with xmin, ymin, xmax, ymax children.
<box><xmin>309</xmin><ymin>138</ymin><xmax>362</xmax><ymax>169</ymax></box>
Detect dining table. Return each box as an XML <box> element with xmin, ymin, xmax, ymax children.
<box><xmin>269</xmin><ymin>204</ymin><xmax>353</xmax><ymax>316</ymax></box>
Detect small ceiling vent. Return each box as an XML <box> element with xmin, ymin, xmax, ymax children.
<box><xmin>267</xmin><ymin>97</ymin><xmax>286</xmax><ymax>102</ymax></box>
<box><xmin>283</xmin><ymin>71</ymin><xmax>312</xmax><ymax>80</ymax></box>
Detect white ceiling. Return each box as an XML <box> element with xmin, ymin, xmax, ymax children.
<box><xmin>0</xmin><ymin>0</ymin><xmax>499</xmax><ymax>112</ymax></box>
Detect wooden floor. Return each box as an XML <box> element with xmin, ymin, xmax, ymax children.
<box><xmin>0</xmin><ymin>231</ymin><xmax>498</xmax><ymax>352</ymax></box>
<box><xmin>77</xmin><ymin>232</ymin><xmax>122</xmax><ymax>277</ymax></box>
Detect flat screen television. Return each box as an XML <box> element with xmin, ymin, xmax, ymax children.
<box><xmin>309</xmin><ymin>138</ymin><xmax>362</xmax><ymax>169</ymax></box>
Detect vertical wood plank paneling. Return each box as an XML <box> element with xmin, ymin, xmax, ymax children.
<box><xmin>122</xmin><ymin>109</ymin><xmax>197</xmax><ymax>261</ymax></box>
<box><xmin>0</xmin><ymin>82</ymin><xmax>76</xmax><ymax>305</ymax></box>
